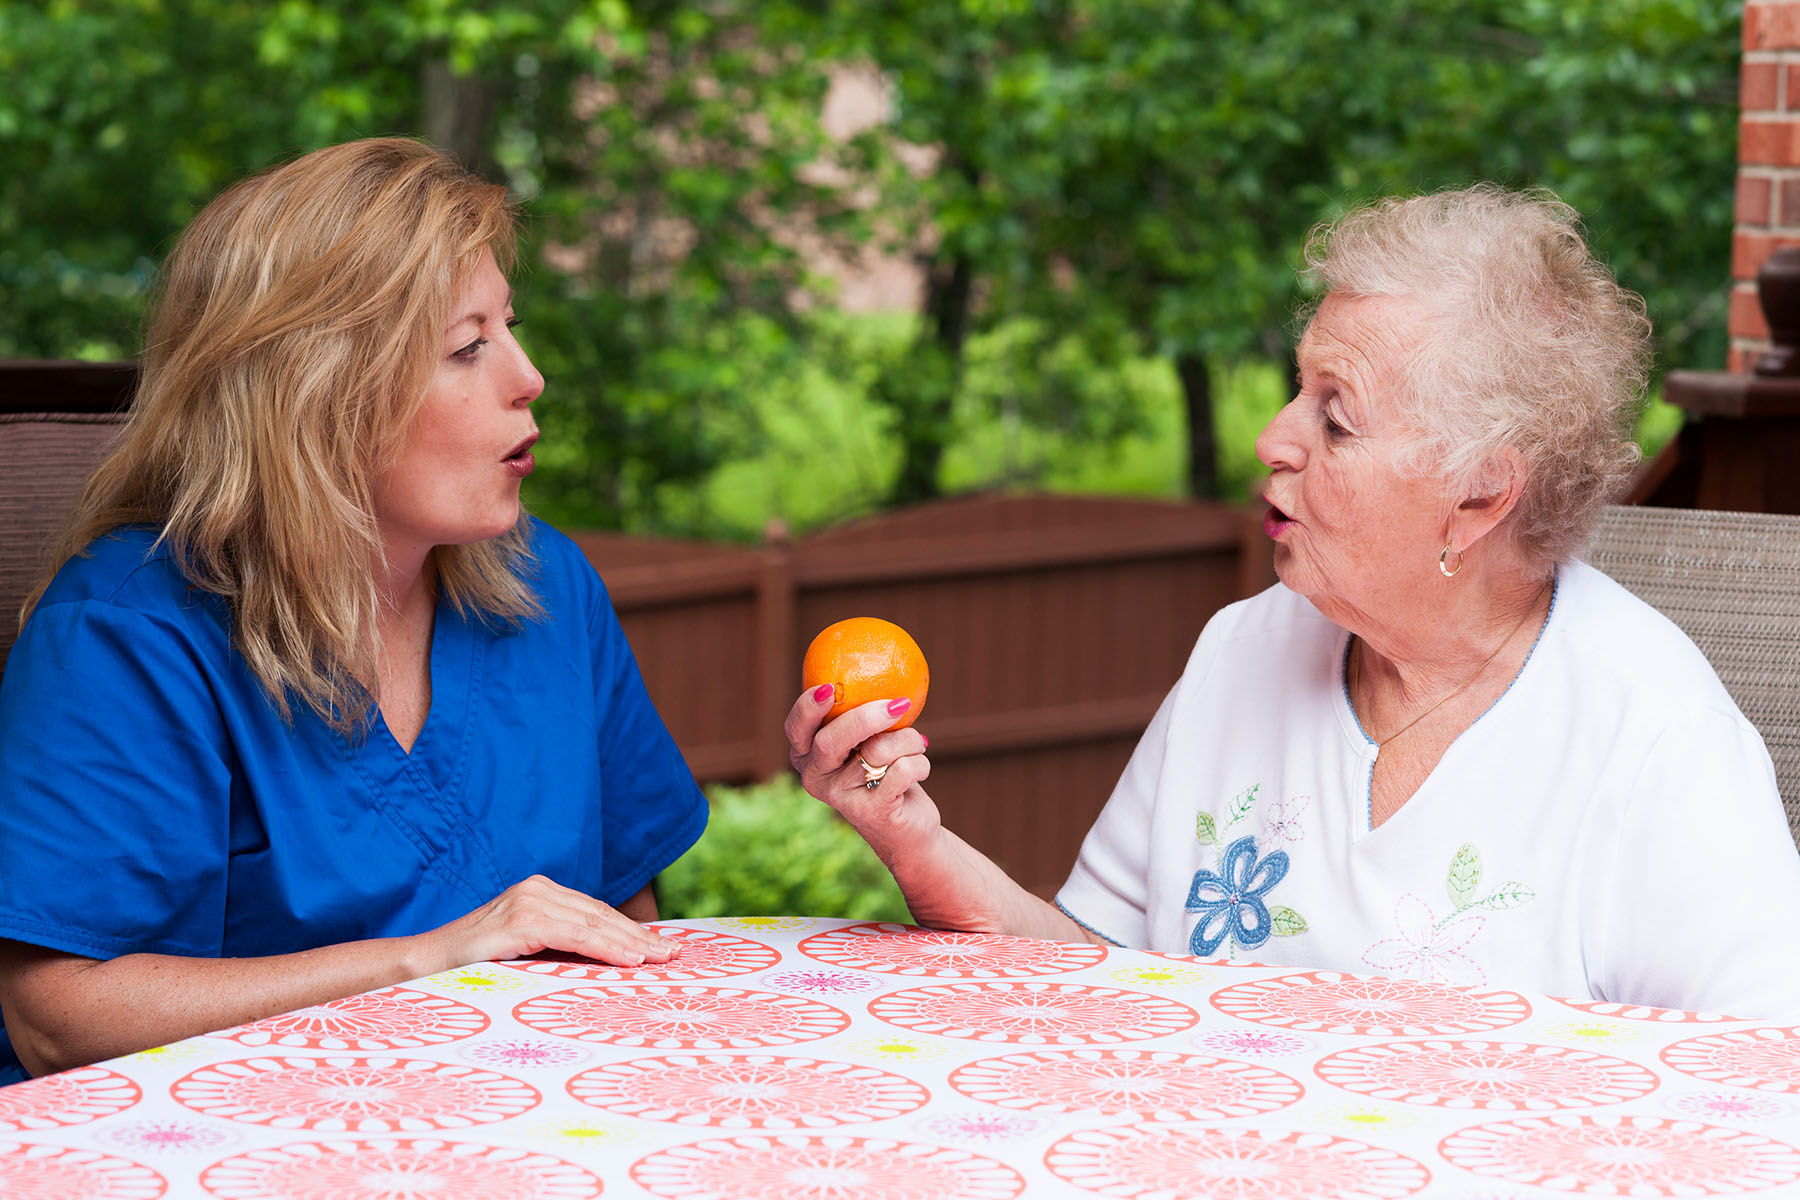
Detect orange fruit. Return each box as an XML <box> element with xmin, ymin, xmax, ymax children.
<box><xmin>801</xmin><ymin>617</ymin><xmax>929</xmax><ymax>731</ymax></box>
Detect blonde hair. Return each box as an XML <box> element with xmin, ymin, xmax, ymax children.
<box><xmin>1302</xmin><ymin>184</ymin><xmax>1654</xmax><ymax>570</ymax></box>
<box><xmin>29</xmin><ymin>137</ymin><xmax>543</xmax><ymax>731</ymax></box>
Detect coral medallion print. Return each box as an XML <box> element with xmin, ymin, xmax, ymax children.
<box><xmin>797</xmin><ymin>923</ymin><xmax>1107</xmax><ymax>978</ymax></box>
<box><xmin>567</xmin><ymin>1054</ymin><xmax>929</xmax><ymax>1129</ymax></box>
<box><xmin>1438</xmin><ymin>1115</ymin><xmax>1800</xmax><ymax>1195</ymax></box>
<box><xmin>869</xmin><ymin>983</ymin><xmax>1198</xmax><ymax>1045</ymax></box>
<box><xmin>1044</xmin><ymin>1124</ymin><xmax>1430</xmax><ymax>1199</ymax></box>
<box><xmin>215</xmin><ymin>987</ymin><xmax>488</xmax><ymax>1050</ymax></box>
<box><xmin>0</xmin><ymin>1141</ymin><xmax>166</xmax><ymax>1200</ymax></box>
<box><xmin>1212</xmin><ymin>971</ymin><xmax>1531</xmax><ymax>1036</ymax></box>
<box><xmin>948</xmin><ymin>1049</ymin><xmax>1303</xmax><ymax>1120</ymax></box>
<box><xmin>169</xmin><ymin>1057</ymin><xmax>539</xmax><ymax>1132</ymax></box>
<box><xmin>514</xmin><ymin>986</ymin><xmax>851</xmax><ymax>1049</ymax></box>
<box><xmin>1314</xmin><ymin>1040</ymin><xmax>1659</xmax><ymax>1110</ymax></box>
<box><xmin>500</xmin><ymin>925</ymin><xmax>781</xmax><ymax>982</ymax></box>
<box><xmin>629</xmin><ymin>1133</ymin><xmax>1025</xmax><ymax>1199</ymax></box>
<box><xmin>1662</xmin><ymin>1028</ymin><xmax>1800</xmax><ymax>1093</ymax></box>
<box><xmin>197</xmin><ymin>1137</ymin><xmax>603</xmax><ymax>1199</ymax></box>
<box><xmin>0</xmin><ymin>1067</ymin><xmax>140</xmax><ymax>1132</ymax></box>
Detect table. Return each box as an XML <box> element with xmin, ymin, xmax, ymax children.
<box><xmin>5</xmin><ymin>917</ymin><xmax>1800</xmax><ymax>1198</ymax></box>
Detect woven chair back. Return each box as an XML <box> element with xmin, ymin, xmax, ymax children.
<box><xmin>0</xmin><ymin>412</ymin><xmax>127</xmax><ymax>675</ymax></box>
<box><xmin>1585</xmin><ymin>504</ymin><xmax>1800</xmax><ymax>848</ymax></box>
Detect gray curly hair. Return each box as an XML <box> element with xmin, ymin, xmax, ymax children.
<box><xmin>1302</xmin><ymin>184</ymin><xmax>1654</xmax><ymax>570</ymax></box>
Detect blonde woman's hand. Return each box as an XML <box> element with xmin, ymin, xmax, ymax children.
<box><xmin>407</xmin><ymin>875</ymin><xmax>678</xmax><ymax>978</ymax></box>
<box><xmin>785</xmin><ymin>685</ymin><xmax>935</xmax><ymax>850</ymax></box>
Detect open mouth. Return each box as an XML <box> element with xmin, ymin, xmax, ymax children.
<box><xmin>1262</xmin><ymin>496</ymin><xmax>1294</xmax><ymax>538</ymax></box>
<box><xmin>503</xmin><ymin>433</ymin><xmax>539</xmax><ymax>477</ymax></box>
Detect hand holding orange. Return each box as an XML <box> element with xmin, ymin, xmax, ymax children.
<box><xmin>802</xmin><ymin>617</ymin><xmax>929</xmax><ymax>731</ymax></box>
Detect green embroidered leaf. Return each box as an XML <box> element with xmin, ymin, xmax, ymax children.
<box><xmin>1195</xmin><ymin>812</ymin><xmax>1218</xmax><ymax>845</ymax></box>
<box><xmin>1222</xmin><ymin>784</ymin><xmax>1259</xmax><ymax>831</ymax></box>
<box><xmin>1270</xmin><ymin>906</ymin><xmax>1309</xmax><ymax>936</ymax></box>
<box><xmin>1447</xmin><ymin>843</ymin><xmax>1482</xmax><ymax>906</ymax></box>
<box><xmin>1477</xmin><ymin>882</ymin><xmax>1536</xmax><ymax>911</ymax></box>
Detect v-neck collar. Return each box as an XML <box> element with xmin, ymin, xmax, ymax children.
<box><xmin>339</xmin><ymin>597</ymin><xmax>501</xmax><ymax>903</ymax></box>
<box><xmin>1337</xmin><ymin>569</ymin><xmax>1562</xmax><ymax>838</ymax></box>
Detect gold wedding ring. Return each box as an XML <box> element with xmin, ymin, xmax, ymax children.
<box><xmin>858</xmin><ymin>754</ymin><xmax>889</xmax><ymax>790</ymax></box>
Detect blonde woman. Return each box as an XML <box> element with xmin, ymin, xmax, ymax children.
<box><xmin>0</xmin><ymin>139</ymin><xmax>706</xmax><ymax>1083</ymax></box>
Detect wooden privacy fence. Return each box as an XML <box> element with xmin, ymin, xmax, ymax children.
<box><xmin>574</xmin><ymin>493</ymin><xmax>1277</xmax><ymax>899</ymax></box>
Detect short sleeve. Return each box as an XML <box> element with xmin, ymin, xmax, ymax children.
<box><xmin>583</xmin><ymin>575</ymin><xmax>708</xmax><ymax>908</ymax></box>
<box><xmin>1594</xmin><ymin>707</ymin><xmax>1800</xmax><ymax>1021</ymax></box>
<box><xmin>1054</xmin><ymin>681</ymin><xmax>1183</xmax><ymax>948</ymax></box>
<box><xmin>0</xmin><ymin>601</ymin><xmax>233</xmax><ymax>959</ymax></box>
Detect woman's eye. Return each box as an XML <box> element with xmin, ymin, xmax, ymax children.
<box><xmin>452</xmin><ymin>337</ymin><xmax>487</xmax><ymax>362</ymax></box>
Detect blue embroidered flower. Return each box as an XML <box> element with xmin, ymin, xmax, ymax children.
<box><xmin>1185</xmin><ymin>835</ymin><xmax>1289</xmax><ymax>957</ymax></box>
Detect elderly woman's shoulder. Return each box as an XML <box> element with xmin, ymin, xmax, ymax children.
<box><xmin>1556</xmin><ymin>559</ymin><xmax>1737</xmax><ymax>703</ymax></box>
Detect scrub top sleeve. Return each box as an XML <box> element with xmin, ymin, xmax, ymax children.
<box><xmin>1595</xmin><ymin>708</ymin><xmax>1800</xmax><ymax>1022</ymax></box>
<box><xmin>0</xmin><ymin>601</ymin><xmax>233</xmax><ymax>959</ymax></box>
<box><xmin>585</xmin><ymin>578</ymin><xmax>708</xmax><ymax>909</ymax></box>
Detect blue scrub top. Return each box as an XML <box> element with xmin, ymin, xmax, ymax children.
<box><xmin>0</xmin><ymin>518</ymin><xmax>707</xmax><ymax>1084</ymax></box>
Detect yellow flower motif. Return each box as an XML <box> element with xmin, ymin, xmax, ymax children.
<box><xmin>841</xmin><ymin>1035</ymin><xmax>954</xmax><ymax>1061</ymax></box>
<box><xmin>1541</xmin><ymin>1020</ymin><xmax>1640</xmax><ymax>1044</ymax></box>
<box><xmin>522</xmin><ymin>1118</ymin><xmax>642</xmax><ymax>1146</ymax></box>
<box><xmin>715</xmin><ymin>915</ymin><xmax>814</xmax><ymax>932</ymax></box>
<box><xmin>427</xmin><ymin>966</ymin><xmax>531</xmax><ymax>993</ymax></box>
<box><xmin>1314</xmin><ymin>1104</ymin><xmax>1420</xmax><ymax>1132</ymax></box>
<box><xmin>1103</xmin><ymin>964</ymin><xmax>1209</xmax><ymax>988</ymax></box>
<box><xmin>127</xmin><ymin>1041</ymin><xmax>204</xmax><ymax>1063</ymax></box>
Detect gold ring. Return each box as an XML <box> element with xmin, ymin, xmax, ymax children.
<box><xmin>858</xmin><ymin>754</ymin><xmax>889</xmax><ymax>790</ymax></box>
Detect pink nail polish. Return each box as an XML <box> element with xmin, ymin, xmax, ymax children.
<box><xmin>886</xmin><ymin>697</ymin><xmax>912</xmax><ymax>717</ymax></box>
<box><xmin>921</xmin><ymin>733</ymin><xmax>930</xmax><ymax>749</ymax></box>
<box><xmin>813</xmin><ymin>683</ymin><xmax>835</xmax><ymax>703</ymax></box>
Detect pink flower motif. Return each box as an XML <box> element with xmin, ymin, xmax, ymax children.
<box><xmin>764</xmin><ymin>970</ymin><xmax>880</xmax><ymax>994</ymax></box>
<box><xmin>1363</xmin><ymin>895</ymin><xmax>1488</xmax><ymax>987</ymax></box>
<box><xmin>1264</xmin><ymin>794</ymin><xmax>1310</xmax><ymax>847</ymax></box>
<box><xmin>464</xmin><ymin>1039</ymin><xmax>588</xmax><ymax>1069</ymax></box>
<box><xmin>917</xmin><ymin>1111</ymin><xmax>1047</xmax><ymax>1143</ymax></box>
<box><xmin>1667</xmin><ymin>1090</ymin><xmax>1794</xmax><ymax>1121</ymax></box>
<box><xmin>96</xmin><ymin>1119</ymin><xmax>236</xmax><ymax>1154</ymax></box>
<box><xmin>1191</xmin><ymin>1029</ymin><xmax>1315</xmax><ymax>1057</ymax></box>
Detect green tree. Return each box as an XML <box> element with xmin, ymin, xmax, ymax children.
<box><xmin>834</xmin><ymin>0</ymin><xmax>1739</xmax><ymax>499</ymax></box>
<box><xmin>0</xmin><ymin>0</ymin><xmax>856</xmax><ymax>531</ymax></box>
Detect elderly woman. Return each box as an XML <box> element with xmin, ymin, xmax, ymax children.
<box><xmin>0</xmin><ymin>138</ymin><xmax>706</xmax><ymax>1084</ymax></box>
<box><xmin>790</xmin><ymin>185</ymin><xmax>1800</xmax><ymax>1019</ymax></box>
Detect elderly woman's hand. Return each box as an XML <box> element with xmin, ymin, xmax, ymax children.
<box><xmin>786</xmin><ymin>685</ymin><xmax>935</xmax><ymax>851</ymax></box>
<box><xmin>406</xmin><ymin>876</ymin><xmax>679</xmax><ymax>977</ymax></box>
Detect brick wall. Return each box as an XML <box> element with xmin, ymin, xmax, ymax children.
<box><xmin>1735</xmin><ymin>3</ymin><xmax>1800</xmax><ymax>370</ymax></box>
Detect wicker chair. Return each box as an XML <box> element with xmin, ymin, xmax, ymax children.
<box><xmin>1584</xmin><ymin>504</ymin><xmax>1800</xmax><ymax>847</ymax></box>
<box><xmin>0</xmin><ymin>363</ymin><xmax>133</xmax><ymax>675</ymax></box>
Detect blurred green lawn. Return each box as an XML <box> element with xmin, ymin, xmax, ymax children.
<box><xmin>656</xmin><ymin>315</ymin><xmax>1684</xmax><ymax>542</ymax></box>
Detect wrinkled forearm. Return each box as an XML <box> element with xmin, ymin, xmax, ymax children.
<box><xmin>861</xmin><ymin>821</ymin><xmax>1101</xmax><ymax>945</ymax></box>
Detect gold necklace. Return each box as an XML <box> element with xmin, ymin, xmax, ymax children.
<box><xmin>1352</xmin><ymin>580</ymin><xmax>1551</xmax><ymax>749</ymax></box>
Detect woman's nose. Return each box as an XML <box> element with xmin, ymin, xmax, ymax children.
<box><xmin>1254</xmin><ymin>399</ymin><xmax>1306</xmax><ymax>471</ymax></box>
<box><xmin>510</xmin><ymin>344</ymin><xmax>545</xmax><ymax>408</ymax></box>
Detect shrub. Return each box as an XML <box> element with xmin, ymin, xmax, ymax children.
<box><xmin>657</xmin><ymin>776</ymin><xmax>912</xmax><ymax>923</ymax></box>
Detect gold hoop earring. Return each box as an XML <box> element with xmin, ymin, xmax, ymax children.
<box><xmin>1439</xmin><ymin>544</ymin><xmax>1464</xmax><ymax>578</ymax></box>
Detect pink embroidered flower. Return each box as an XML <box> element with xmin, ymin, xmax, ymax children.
<box><xmin>1362</xmin><ymin>894</ymin><xmax>1487</xmax><ymax>986</ymax></box>
<box><xmin>1264</xmin><ymin>794</ymin><xmax>1310</xmax><ymax>847</ymax></box>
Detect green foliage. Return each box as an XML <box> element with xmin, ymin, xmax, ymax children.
<box><xmin>827</xmin><ymin>0</ymin><xmax>1739</xmax><ymax>497</ymax></box>
<box><xmin>0</xmin><ymin>0</ymin><xmax>1743</xmax><ymax>525</ymax></box>
<box><xmin>657</xmin><ymin>776</ymin><xmax>912</xmax><ymax>922</ymax></box>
